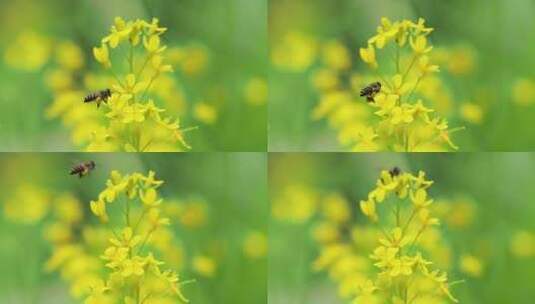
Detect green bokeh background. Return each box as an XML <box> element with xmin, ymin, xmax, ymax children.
<box><xmin>269</xmin><ymin>0</ymin><xmax>535</xmax><ymax>151</ymax></box>
<box><xmin>0</xmin><ymin>0</ymin><xmax>267</xmax><ymax>151</ymax></box>
<box><xmin>0</xmin><ymin>153</ymin><xmax>267</xmax><ymax>303</ymax></box>
<box><xmin>269</xmin><ymin>152</ymin><xmax>535</xmax><ymax>303</ymax></box>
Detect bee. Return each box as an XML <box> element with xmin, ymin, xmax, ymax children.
<box><xmin>84</xmin><ymin>89</ymin><xmax>111</xmax><ymax>108</ymax></box>
<box><xmin>360</xmin><ymin>82</ymin><xmax>381</xmax><ymax>102</ymax></box>
<box><xmin>389</xmin><ymin>166</ymin><xmax>401</xmax><ymax>177</ymax></box>
<box><xmin>70</xmin><ymin>161</ymin><xmax>96</xmax><ymax>178</ymax></box>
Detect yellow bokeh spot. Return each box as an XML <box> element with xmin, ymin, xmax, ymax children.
<box><xmin>272</xmin><ymin>185</ymin><xmax>318</xmax><ymax>223</ymax></box>
<box><xmin>460</xmin><ymin>102</ymin><xmax>483</xmax><ymax>124</ymax></box>
<box><xmin>4</xmin><ymin>184</ymin><xmax>50</xmax><ymax>224</ymax></box>
<box><xmin>243</xmin><ymin>231</ymin><xmax>268</xmax><ymax>259</ymax></box>
<box><xmin>271</xmin><ymin>32</ymin><xmax>317</xmax><ymax>72</ymax></box>
<box><xmin>459</xmin><ymin>254</ymin><xmax>484</xmax><ymax>277</ymax></box>
<box><xmin>193</xmin><ymin>102</ymin><xmax>218</xmax><ymax>125</ymax></box>
<box><xmin>178</xmin><ymin>200</ymin><xmax>208</xmax><ymax>229</ymax></box>
<box><xmin>244</xmin><ymin>77</ymin><xmax>268</xmax><ymax>106</ymax></box>
<box><xmin>511</xmin><ymin>230</ymin><xmax>535</xmax><ymax>258</ymax></box>
<box><xmin>512</xmin><ymin>78</ymin><xmax>535</xmax><ymax>106</ymax></box>
<box><xmin>192</xmin><ymin>255</ymin><xmax>216</xmax><ymax>278</ymax></box>
<box><xmin>56</xmin><ymin>41</ymin><xmax>84</xmax><ymax>70</ymax></box>
<box><xmin>4</xmin><ymin>31</ymin><xmax>51</xmax><ymax>71</ymax></box>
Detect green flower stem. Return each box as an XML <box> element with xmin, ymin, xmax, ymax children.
<box><xmin>396</xmin><ymin>47</ymin><xmax>401</xmax><ymax>74</ymax></box>
<box><xmin>129</xmin><ymin>44</ymin><xmax>135</xmax><ymax>74</ymax></box>
<box><xmin>407</xmin><ymin>75</ymin><xmax>423</xmax><ymax>102</ymax></box>
<box><xmin>403</xmin><ymin>54</ymin><xmax>419</xmax><ymax>80</ymax></box>
<box><xmin>132</xmin><ymin>205</ymin><xmax>149</xmax><ymax>234</ymax></box>
<box><xmin>140</xmin><ymin>72</ymin><xmax>160</xmax><ymax>101</ymax></box>
<box><xmin>136</xmin><ymin>54</ymin><xmax>153</xmax><ymax>79</ymax></box>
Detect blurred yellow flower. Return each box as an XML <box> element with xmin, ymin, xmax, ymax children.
<box><xmin>321</xmin><ymin>193</ymin><xmax>350</xmax><ymax>224</ymax></box>
<box><xmin>53</xmin><ymin>193</ymin><xmax>83</xmax><ymax>224</ymax></box>
<box><xmin>193</xmin><ymin>102</ymin><xmax>218</xmax><ymax>125</ymax></box>
<box><xmin>181</xmin><ymin>45</ymin><xmax>209</xmax><ymax>76</ymax></box>
<box><xmin>311</xmin><ymin>69</ymin><xmax>339</xmax><ymax>92</ymax></box>
<box><xmin>244</xmin><ymin>77</ymin><xmax>268</xmax><ymax>106</ymax></box>
<box><xmin>322</xmin><ymin>40</ymin><xmax>351</xmax><ymax>70</ymax></box>
<box><xmin>4</xmin><ymin>31</ymin><xmax>51</xmax><ymax>71</ymax></box>
<box><xmin>178</xmin><ymin>200</ymin><xmax>208</xmax><ymax>229</ymax></box>
<box><xmin>434</xmin><ymin>198</ymin><xmax>476</xmax><ymax>229</ymax></box>
<box><xmin>272</xmin><ymin>32</ymin><xmax>317</xmax><ymax>71</ymax></box>
<box><xmin>45</xmin><ymin>69</ymin><xmax>74</xmax><ymax>92</ymax></box>
<box><xmin>510</xmin><ymin>230</ymin><xmax>535</xmax><ymax>258</ymax></box>
<box><xmin>243</xmin><ymin>231</ymin><xmax>268</xmax><ymax>259</ymax></box>
<box><xmin>4</xmin><ymin>184</ymin><xmax>51</xmax><ymax>224</ymax></box>
<box><xmin>459</xmin><ymin>254</ymin><xmax>484</xmax><ymax>277</ymax></box>
<box><xmin>512</xmin><ymin>78</ymin><xmax>535</xmax><ymax>106</ymax></box>
<box><xmin>168</xmin><ymin>44</ymin><xmax>209</xmax><ymax>76</ymax></box>
<box><xmin>460</xmin><ymin>102</ymin><xmax>483</xmax><ymax>124</ymax></box>
<box><xmin>448</xmin><ymin>47</ymin><xmax>476</xmax><ymax>75</ymax></box>
<box><xmin>272</xmin><ymin>185</ymin><xmax>318</xmax><ymax>223</ymax></box>
<box><xmin>44</xmin><ymin>222</ymin><xmax>73</xmax><ymax>244</ymax></box>
<box><xmin>192</xmin><ymin>255</ymin><xmax>216</xmax><ymax>277</ymax></box>
<box><xmin>312</xmin><ymin>222</ymin><xmax>340</xmax><ymax>243</ymax></box>
<box><xmin>56</xmin><ymin>41</ymin><xmax>84</xmax><ymax>70</ymax></box>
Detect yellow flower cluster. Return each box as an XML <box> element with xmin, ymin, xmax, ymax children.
<box><xmin>308</xmin><ymin>18</ymin><xmax>467</xmax><ymax>151</ymax></box>
<box><xmin>43</xmin><ymin>194</ymin><xmax>106</xmax><ymax>300</ymax></box>
<box><xmin>271</xmin><ymin>174</ymin><xmax>465</xmax><ymax>303</ymax></box>
<box><xmin>85</xmin><ymin>170</ymin><xmax>189</xmax><ymax>303</ymax></box>
<box><xmin>357</xmin><ymin>169</ymin><xmax>459</xmax><ymax>303</ymax></box>
<box><xmin>356</xmin><ymin>18</ymin><xmax>463</xmax><ymax>151</ymax></box>
<box><xmin>88</xmin><ymin>17</ymin><xmax>192</xmax><ymax>151</ymax></box>
<box><xmin>44</xmin><ymin>41</ymin><xmax>106</xmax><ymax>148</ymax></box>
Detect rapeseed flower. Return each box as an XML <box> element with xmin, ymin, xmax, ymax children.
<box><xmin>356</xmin><ymin>169</ymin><xmax>459</xmax><ymax>303</ymax></box>
<box><xmin>86</xmin><ymin>17</ymin><xmax>192</xmax><ymax>151</ymax></box>
<box><xmin>357</xmin><ymin>18</ymin><xmax>461</xmax><ymax>151</ymax></box>
<box><xmin>308</xmin><ymin>19</ymin><xmax>463</xmax><ymax>152</ymax></box>
<box><xmin>85</xmin><ymin>170</ymin><xmax>190</xmax><ymax>303</ymax></box>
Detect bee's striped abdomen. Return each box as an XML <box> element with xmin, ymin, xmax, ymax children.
<box><xmin>84</xmin><ymin>92</ymin><xmax>99</xmax><ymax>103</ymax></box>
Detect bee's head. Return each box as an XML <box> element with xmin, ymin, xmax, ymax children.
<box><xmin>389</xmin><ymin>166</ymin><xmax>401</xmax><ymax>177</ymax></box>
<box><xmin>88</xmin><ymin>160</ymin><xmax>96</xmax><ymax>169</ymax></box>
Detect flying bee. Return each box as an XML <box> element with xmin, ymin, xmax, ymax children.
<box><xmin>70</xmin><ymin>161</ymin><xmax>96</xmax><ymax>178</ymax></box>
<box><xmin>84</xmin><ymin>89</ymin><xmax>111</xmax><ymax>108</ymax></box>
<box><xmin>389</xmin><ymin>166</ymin><xmax>401</xmax><ymax>177</ymax></box>
<box><xmin>360</xmin><ymin>82</ymin><xmax>381</xmax><ymax>103</ymax></box>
